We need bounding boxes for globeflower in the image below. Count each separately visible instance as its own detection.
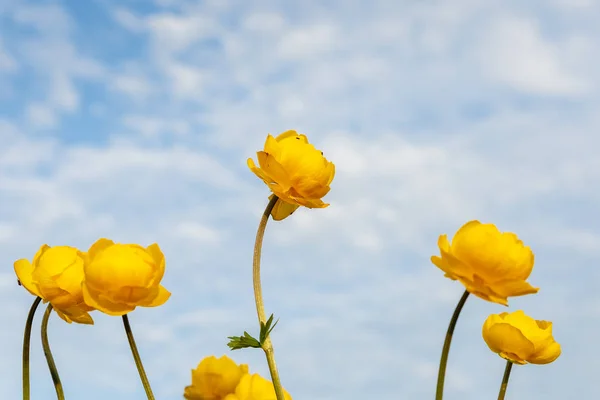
[81,238,170,316]
[247,130,335,220]
[224,373,293,400]
[431,220,538,305]
[482,310,561,365]
[184,355,248,400]
[14,245,94,324]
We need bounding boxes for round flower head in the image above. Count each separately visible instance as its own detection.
[482,310,561,365]
[184,355,248,400]
[431,220,538,305]
[223,373,293,400]
[82,238,170,316]
[14,245,94,324]
[247,130,335,220]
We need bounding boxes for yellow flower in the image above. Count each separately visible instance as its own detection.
[14,245,94,324]
[431,220,538,305]
[81,238,170,316]
[224,373,293,400]
[482,310,561,365]
[247,130,335,221]
[184,355,248,400]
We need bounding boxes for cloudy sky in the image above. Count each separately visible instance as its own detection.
[1,0,599,399]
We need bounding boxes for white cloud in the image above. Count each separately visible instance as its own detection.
[25,103,58,128]
[122,115,190,136]
[112,7,146,33]
[2,0,600,399]
[49,72,79,112]
[477,15,586,95]
[277,24,340,59]
[0,38,18,72]
[243,12,285,33]
[110,73,154,99]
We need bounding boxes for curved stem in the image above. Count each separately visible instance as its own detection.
[497,361,514,400]
[122,314,155,400]
[22,296,42,400]
[435,290,470,400]
[253,195,286,400]
[41,304,65,400]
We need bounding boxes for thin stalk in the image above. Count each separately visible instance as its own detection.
[122,314,155,400]
[41,304,64,400]
[497,361,514,400]
[435,290,470,400]
[253,195,286,400]
[22,296,42,400]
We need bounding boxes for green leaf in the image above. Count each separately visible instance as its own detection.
[227,331,261,350]
[259,314,279,344]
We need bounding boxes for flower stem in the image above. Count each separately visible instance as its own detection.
[253,195,286,400]
[22,296,42,400]
[497,360,514,400]
[41,304,65,400]
[122,314,155,400]
[435,290,470,400]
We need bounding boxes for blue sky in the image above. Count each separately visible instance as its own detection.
[1,0,599,399]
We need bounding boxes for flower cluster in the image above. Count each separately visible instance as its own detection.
[14,130,564,400]
[184,355,293,400]
[431,219,561,396]
[14,238,171,322]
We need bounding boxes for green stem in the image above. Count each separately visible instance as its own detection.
[435,290,470,400]
[41,304,65,400]
[497,361,514,400]
[253,195,286,400]
[122,314,155,400]
[22,296,42,400]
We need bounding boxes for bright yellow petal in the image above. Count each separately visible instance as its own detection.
[484,322,535,363]
[82,283,135,316]
[146,243,166,283]
[257,152,292,191]
[492,280,540,298]
[31,244,51,268]
[141,285,171,307]
[270,197,300,221]
[274,130,300,142]
[14,259,41,297]
[530,341,561,364]
[54,307,94,325]
[86,238,115,261]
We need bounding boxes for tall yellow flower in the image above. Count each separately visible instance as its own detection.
[184,355,249,400]
[14,245,94,324]
[81,238,170,316]
[223,373,293,400]
[247,130,335,220]
[482,310,561,365]
[431,220,538,305]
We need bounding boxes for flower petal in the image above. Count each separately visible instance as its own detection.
[270,197,300,221]
[82,283,135,316]
[529,341,562,364]
[484,322,535,363]
[86,238,115,261]
[257,151,292,191]
[140,285,171,307]
[492,280,540,298]
[14,259,41,297]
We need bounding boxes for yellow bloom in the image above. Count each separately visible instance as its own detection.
[482,310,561,365]
[81,238,170,316]
[14,245,94,324]
[431,220,538,305]
[184,355,248,400]
[224,373,293,400]
[247,130,335,221]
